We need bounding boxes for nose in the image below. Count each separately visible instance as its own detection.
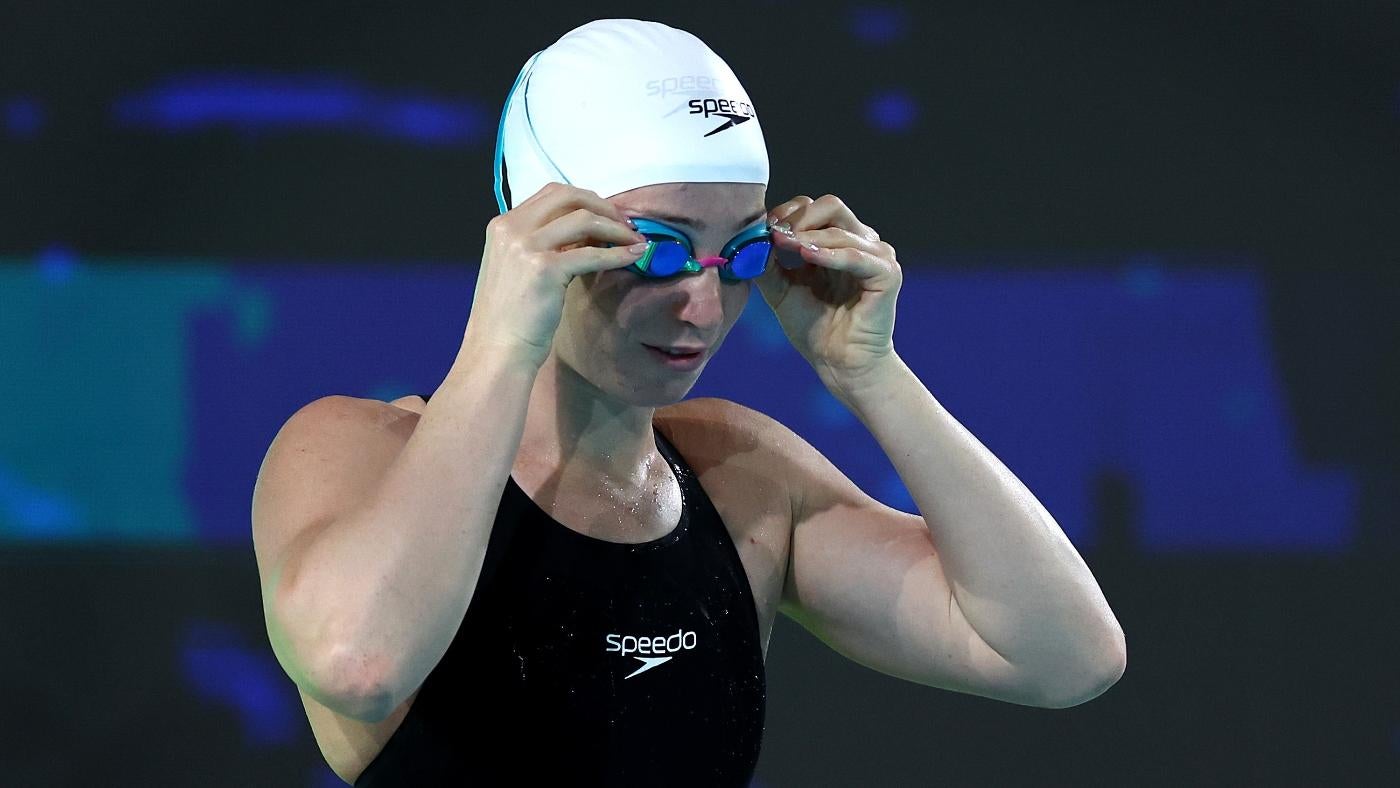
[671,266,726,331]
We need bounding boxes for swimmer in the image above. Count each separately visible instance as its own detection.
[251,18,1125,786]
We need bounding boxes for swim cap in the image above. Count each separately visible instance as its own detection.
[493,18,769,213]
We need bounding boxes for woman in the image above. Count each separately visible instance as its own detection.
[252,18,1125,787]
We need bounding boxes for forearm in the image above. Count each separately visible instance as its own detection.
[285,340,540,715]
[833,354,1126,700]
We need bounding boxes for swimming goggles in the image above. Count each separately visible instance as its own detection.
[614,217,774,282]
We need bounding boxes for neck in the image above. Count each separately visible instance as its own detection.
[519,352,659,481]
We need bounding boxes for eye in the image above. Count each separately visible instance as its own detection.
[643,233,685,244]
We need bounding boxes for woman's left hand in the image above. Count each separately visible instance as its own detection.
[755,194,903,397]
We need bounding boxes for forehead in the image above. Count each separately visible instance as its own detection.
[609,182,766,232]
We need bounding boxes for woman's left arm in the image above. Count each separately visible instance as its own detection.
[835,351,1127,699]
[757,194,1126,703]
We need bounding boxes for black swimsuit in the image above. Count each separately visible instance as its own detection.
[353,393,766,786]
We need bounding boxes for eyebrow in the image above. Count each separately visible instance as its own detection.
[630,209,768,233]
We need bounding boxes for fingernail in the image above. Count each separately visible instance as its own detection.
[628,242,649,252]
[803,242,820,252]
[772,222,794,236]
[625,217,638,229]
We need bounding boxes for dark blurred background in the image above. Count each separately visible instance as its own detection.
[1,1,1397,785]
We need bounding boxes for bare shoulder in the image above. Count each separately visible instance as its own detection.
[654,397,814,505]
[258,394,420,476]
[258,393,424,489]
[251,395,421,592]
[657,397,811,468]
[656,396,780,436]
[657,396,854,522]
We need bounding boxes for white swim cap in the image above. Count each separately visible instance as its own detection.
[493,18,770,212]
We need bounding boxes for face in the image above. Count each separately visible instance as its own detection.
[552,181,768,407]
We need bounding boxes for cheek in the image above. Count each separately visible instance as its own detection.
[609,288,653,328]
[604,272,677,320]
[723,282,753,319]
[570,273,631,322]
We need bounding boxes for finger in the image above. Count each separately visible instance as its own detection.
[530,206,646,253]
[767,231,808,270]
[554,240,652,279]
[511,181,637,237]
[767,195,814,227]
[772,225,888,261]
[780,194,877,241]
[797,241,900,283]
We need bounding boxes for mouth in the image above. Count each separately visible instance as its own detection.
[646,344,705,356]
[642,343,707,369]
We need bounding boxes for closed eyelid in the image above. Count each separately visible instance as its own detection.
[631,219,692,246]
[634,218,766,253]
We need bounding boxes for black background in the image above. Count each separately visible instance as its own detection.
[1,1,1397,784]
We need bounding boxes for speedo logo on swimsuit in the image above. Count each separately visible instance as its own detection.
[605,629,699,679]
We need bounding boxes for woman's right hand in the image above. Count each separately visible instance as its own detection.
[460,182,650,369]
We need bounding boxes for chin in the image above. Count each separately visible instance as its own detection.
[612,376,701,408]
[568,337,716,408]
[610,361,706,407]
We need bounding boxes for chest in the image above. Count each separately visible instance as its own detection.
[517,452,790,662]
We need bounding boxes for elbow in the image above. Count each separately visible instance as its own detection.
[270,585,401,723]
[312,641,403,722]
[1040,655,1125,709]
[1037,628,1127,709]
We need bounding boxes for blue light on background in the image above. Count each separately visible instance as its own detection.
[37,244,79,285]
[867,89,918,132]
[4,97,44,138]
[850,5,911,45]
[180,620,299,746]
[0,465,83,539]
[113,72,490,146]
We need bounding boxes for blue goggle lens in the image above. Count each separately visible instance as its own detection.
[645,240,691,277]
[635,237,772,281]
[726,240,772,279]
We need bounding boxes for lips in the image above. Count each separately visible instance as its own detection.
[644,344,706,356]
[642,344,707,369]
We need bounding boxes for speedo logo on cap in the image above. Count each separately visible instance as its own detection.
[645,75,757,137]
[686,97,756,137]
[605,629,698,679]
[645,75,718,99]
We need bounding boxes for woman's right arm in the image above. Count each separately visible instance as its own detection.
[251,183,648,722]
[253,342,538,723]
